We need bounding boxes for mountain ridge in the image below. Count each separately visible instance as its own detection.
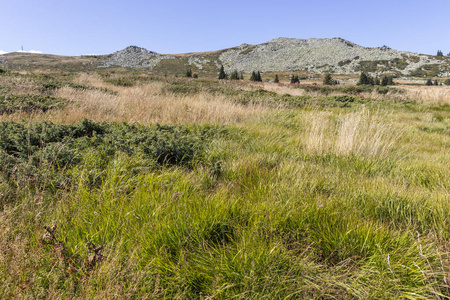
[100,37,450,76]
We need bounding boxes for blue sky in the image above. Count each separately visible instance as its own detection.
[1,0,449,56]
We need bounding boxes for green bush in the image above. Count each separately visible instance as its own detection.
[0,94,68,114]
[0,120,215,192]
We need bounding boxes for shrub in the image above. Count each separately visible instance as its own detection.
[0,94,68,114]
[323,73,339,85]
[0,120,215,191]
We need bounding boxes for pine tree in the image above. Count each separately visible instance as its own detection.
[186,68,192,78]
[357,72,374,85]
[426,79,433,86]
[240,73,244,80]
[274,74,279,83]
[250,71,256,81]
[230,70,239,80]
[374,76,380,85]
[323,73,334,85]
[434,80,439,86]
[256,71,262,82]
[218,65,227,80]
[437,50,443,57]
[290,75,299,84]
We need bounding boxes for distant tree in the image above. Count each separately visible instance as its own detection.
[444,79,450,86]
[425,79,433,86]
[186,68,192,78]
[323,73,338,85]
[218,65,227,80]
[434,79,439,86]
[437,50,444,57]
[290,75,299,84]
[240,73,244,80]
[374,76,380,85]
[381,76,388,86]
[256,71,262,82]
[230,70,239,80]
[193,74,199,78]
[274,74,279,83]
[251,71,262,82]
[387,76,394,85]
[357,72,374,85]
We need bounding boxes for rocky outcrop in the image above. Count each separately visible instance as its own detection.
[101,46,174,68]
[101,39,450,76]
[218,38,446,75]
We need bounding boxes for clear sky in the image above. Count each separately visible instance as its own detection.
[1,0,449,56]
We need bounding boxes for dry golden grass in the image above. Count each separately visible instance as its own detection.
[401,85,450,104]
[0,81,270,125]
[0,75,41,95]
[260,82,308,96]
[301,109,403,157]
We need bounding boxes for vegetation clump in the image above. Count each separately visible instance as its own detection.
[250,71,262,82]
[323,73,339,85]
[218,65,227,80]
[0,94,68,114]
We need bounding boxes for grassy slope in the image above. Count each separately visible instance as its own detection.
[0,71,449,299]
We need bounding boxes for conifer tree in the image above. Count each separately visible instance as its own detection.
[256,71,262,82]
[274,74,279,83]
[374,76,380,85]
[230,70,239,80]
[437,50,443,57]
[290,75,299,84]
[323,73,333,85]
[218,65,227,80]
[426,79,433,86]
[186,68,192,78]
[434,80,439,86]
[357,72,374,85]
[250,71,256,81]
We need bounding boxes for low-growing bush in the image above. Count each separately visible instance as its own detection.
[0,94,68,114]
[104,77,136,87]
[0,119,216,193]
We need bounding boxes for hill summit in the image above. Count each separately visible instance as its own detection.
[100,37,450,76]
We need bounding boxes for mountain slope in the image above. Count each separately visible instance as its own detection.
[100,38,450,76]
[2,38,450,76]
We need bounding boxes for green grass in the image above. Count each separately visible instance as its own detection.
[0,94,68,114]
[1,73,450,299]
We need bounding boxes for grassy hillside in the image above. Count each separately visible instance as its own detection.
[1,70,449,298]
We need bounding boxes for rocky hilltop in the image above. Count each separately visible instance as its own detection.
[101,38,450,76]
[101,46,175,68]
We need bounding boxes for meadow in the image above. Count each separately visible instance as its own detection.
[0,70,449,299]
